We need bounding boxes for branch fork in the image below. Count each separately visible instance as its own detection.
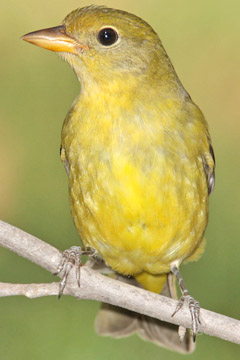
[0,219,239,345]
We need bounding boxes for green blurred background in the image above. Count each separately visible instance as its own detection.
[1,0,239,359]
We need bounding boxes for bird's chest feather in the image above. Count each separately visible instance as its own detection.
[61,100,208,275]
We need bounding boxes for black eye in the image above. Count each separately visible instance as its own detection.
[98,28,118,46]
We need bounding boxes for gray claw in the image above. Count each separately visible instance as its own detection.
[172,295,200,340]
[55,246,97,298]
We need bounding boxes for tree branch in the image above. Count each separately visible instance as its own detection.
[0,282,59,298]
[0,219,239,345]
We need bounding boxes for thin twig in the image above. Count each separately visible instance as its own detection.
[0,219,239,345]
[0,282,59,298]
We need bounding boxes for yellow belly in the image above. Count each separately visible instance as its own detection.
[61,96,210,293]
[67,144,208,277]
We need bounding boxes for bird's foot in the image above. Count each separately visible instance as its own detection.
[54,246,96,298]
[170,262,201,341]
[171,293,200,341]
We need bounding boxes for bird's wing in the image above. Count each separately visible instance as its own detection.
[60,146,69,175]
[203,142,215,195]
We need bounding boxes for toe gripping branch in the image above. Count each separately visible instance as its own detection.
[54,246,96,298]
[171,263,201,341]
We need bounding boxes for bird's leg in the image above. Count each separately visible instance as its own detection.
[54,246,97,298]
[170,262,200,341]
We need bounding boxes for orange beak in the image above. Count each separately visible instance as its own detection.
[21,25,88,54]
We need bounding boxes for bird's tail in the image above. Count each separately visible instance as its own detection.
[94,272,195,354]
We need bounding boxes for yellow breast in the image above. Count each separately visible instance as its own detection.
[61,89,209,282]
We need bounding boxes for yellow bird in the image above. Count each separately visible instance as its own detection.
[22,5,215,353]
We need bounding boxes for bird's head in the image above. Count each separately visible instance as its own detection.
[23,6,175,89]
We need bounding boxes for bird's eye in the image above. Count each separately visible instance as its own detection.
[97,28,118,46]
